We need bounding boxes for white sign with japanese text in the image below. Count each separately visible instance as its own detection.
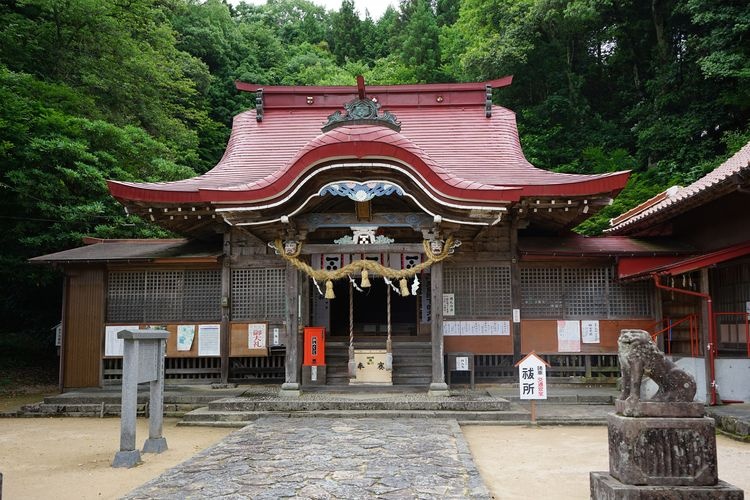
[104,325,138,357]
[518,353,548,400]
[443,293,455,316]
[455,356,470,371]
[248,323,267,349]
[581,320,600,344]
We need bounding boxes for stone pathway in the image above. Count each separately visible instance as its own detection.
[124,417,489,499]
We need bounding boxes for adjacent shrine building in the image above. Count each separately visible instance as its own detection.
[34,77,675,391]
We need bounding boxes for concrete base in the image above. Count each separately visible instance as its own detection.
[280,383,301,397]
[211,383,237,389]
[302,365,327,386]
[142,437,168,454]
[112,449,141,468]
[608,413,718,486]
[591,472,744,499]
[428,383,450,397]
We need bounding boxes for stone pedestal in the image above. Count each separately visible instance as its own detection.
[591,401,744,499]
[608,413,717,486]
[590,472,744,499]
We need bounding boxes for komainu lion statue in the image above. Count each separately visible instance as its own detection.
[618,329,697,403]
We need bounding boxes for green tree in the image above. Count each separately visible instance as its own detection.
[0,67,195,337]
[0,0,214,167]
[399,0,441,82]
[329,0,364,64]
[235,0,329,46]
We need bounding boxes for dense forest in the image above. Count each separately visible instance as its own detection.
[0,0,748,351]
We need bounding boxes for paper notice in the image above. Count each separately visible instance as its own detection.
[177,325,196,351]
[198,324,221,357]
[557,320,581,352]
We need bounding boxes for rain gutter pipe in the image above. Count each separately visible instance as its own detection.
[651,274,718,406]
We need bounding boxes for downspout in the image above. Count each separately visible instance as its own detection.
[652,274,718,405]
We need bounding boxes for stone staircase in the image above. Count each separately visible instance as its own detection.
[325,339,433,386]
[12,387,245,418]
[178,389,527,427]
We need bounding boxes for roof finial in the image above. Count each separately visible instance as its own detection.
[357,75,366,100]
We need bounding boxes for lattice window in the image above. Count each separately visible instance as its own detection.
[443,265,511,317]
[609,279,653,318]
[144,271,183,321]
[520,268,563,318]
[107,269,221,323]
[231,268,286,320]
[183,270,222,321]
[563,268,608,317]
[107,272,145,322]
[521,266,653,319]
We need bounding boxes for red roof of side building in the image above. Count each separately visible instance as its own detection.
[608,140,750,234]
[108,79,630,206]
[518,235,695,258]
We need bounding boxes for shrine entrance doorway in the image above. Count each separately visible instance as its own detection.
[328,278,419,338]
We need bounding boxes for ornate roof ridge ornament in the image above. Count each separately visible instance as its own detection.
[322,75,401,132]
[322,98,401,133]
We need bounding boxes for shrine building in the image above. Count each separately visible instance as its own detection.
[34,77,679,392]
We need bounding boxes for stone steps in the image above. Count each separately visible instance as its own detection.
[325,340,432,386]
[178,408,530,428]
[206,397,512,412]
[500,394,616,404]
[16,402,202,418]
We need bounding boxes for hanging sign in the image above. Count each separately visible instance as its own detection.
[512,308,521,323]
[443,293,455,316]
[455,356,470,371]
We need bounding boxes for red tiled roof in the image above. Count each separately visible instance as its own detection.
[518,236,695,257]
[608,140,750,234]
[618,241,750,280]
[108,81,630,206]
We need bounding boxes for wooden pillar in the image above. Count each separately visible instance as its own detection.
[699,268,712,403]
[58,275,69,393]
[220,231,231,384]
[429,261,449,395]
[654,286,665,352]
[281,262,301,395]
[510,214,522,363]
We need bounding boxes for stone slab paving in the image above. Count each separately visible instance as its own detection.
[124,417,489,500]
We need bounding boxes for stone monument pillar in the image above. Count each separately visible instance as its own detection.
[112,328,169,468]
[590,329,743,499]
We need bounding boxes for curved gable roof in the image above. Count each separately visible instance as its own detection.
[108,80,629,206]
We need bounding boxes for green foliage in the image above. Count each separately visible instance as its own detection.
[1,0,749,341]
[399,0,443,82]
[329,0,364,64]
